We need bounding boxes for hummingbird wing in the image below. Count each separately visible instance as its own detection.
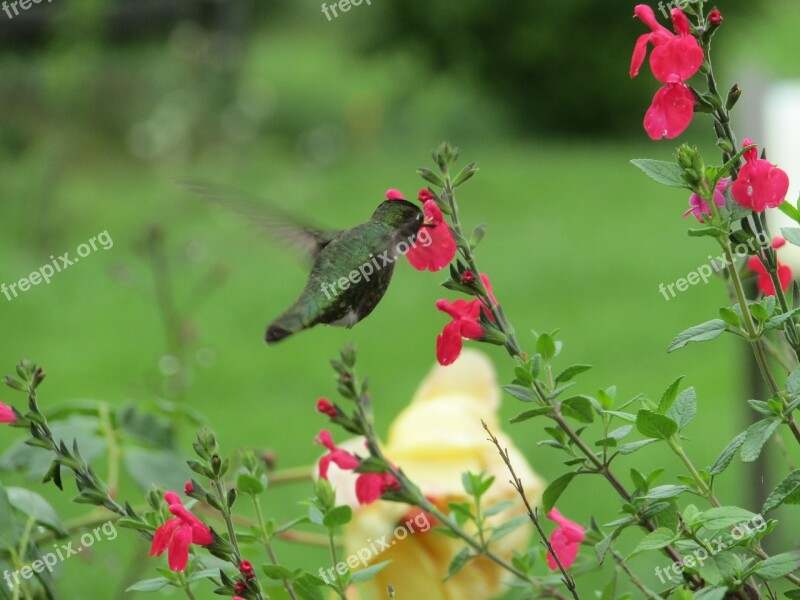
[174,178,340,264]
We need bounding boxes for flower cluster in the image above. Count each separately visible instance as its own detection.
[435,273,496,366]
[149,491,213,572]
[630,5,703,140]
[316,429,401,505]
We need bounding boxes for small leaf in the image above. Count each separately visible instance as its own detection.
[502,385,537,403]
[555,364,592,384]
[542,473,576,514]
[628,528,677,558]
[658,376,685,414]
[762,470,800,513]
[740,418,781,462]
[667,387,697,430]
[350,560,392,583]
[631,159,687,188]
[644,485,690,500]
[509,406,553,423]
[636,410,678,440]
[323,505,352,528]
[708,432,746,475]
[781,228,800,247]
[126,577,172,592]
[668,320,728,352]
[537,334,556,360]
[444,548,472,581]
[749,551,800,581]
[561,396,595,423]
[699,506,756,531]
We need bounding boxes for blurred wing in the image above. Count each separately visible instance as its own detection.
[175,178,339,263]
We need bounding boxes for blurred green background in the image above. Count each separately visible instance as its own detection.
[1,0,799,597]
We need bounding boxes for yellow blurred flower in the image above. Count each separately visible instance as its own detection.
[322,349,544,600]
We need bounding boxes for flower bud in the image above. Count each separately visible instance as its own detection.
[233,581,246,594]
[316,398,338,418]
[726,85,742,111]
[708,8,723,26]
[461,271,476,284]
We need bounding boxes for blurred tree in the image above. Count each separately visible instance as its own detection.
[358,0,749,136]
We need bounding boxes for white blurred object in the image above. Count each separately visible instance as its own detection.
[764,82,800,270]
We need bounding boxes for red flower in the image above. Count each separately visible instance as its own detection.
[546,509,585,571]
[316,430,359,479]
[0,402,16,424]
[316,398,337,418]
[461,271,476,284]
[315,430,400,505]
[748,256,792,297]
[184,481,193,495]
[644,83,696,140]
[631,6,703,83]
[355,472,401,504]
[239,559,255,580]
[731,139,790,212]
[234,581,247,594]
[435,299,485,366]
[631,6,702,140]
[149,492,213,572]
[384,189,457,272]
[708,9,723,26]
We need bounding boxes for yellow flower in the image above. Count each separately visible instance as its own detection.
[323,350,544,600]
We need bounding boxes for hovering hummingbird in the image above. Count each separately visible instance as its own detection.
[177,180,434,343]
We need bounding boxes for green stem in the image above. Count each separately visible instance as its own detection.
[668,438,719,507]
[252,496,298,600]
[327,529,348,600]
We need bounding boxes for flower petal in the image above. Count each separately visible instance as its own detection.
[436,321,464,366]
[643,83,696,140]
[167,525,192,572]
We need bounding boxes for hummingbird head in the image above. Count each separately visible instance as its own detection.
[371,199,426,239]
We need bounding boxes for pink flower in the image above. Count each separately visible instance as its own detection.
[748,256,792,297]
[184,481,193,495]
[0,402,16,424]
[435,299,485,366]
[683,177,731,222]
[546,509,585,570]
[316,430,359,479]
[149,492,213,572]
[731,140,790,212]
[644,82,696,141]
[773,236,787,249]
[384,189,457,272]
[631,6,703,83]
[316,398,337,418]
[632,6,703,141]
[315,430,400,505]
[708,9,723,26]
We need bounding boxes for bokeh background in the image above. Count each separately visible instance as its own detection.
[1,0,799,597]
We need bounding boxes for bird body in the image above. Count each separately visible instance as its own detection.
[266,199,425,343]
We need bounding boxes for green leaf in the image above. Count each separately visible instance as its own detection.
[787,368,800,399]
[779,201,800,224]
[124,447,193,493]
[490,515,529,541]
[555,364,592,384]
[502,384,537,403]
[444,548,472,581]
[781,228,800,247]
[542,473,576,513]
[629,528,677,558]
[644,485,690,500]
[763,470,800,513]
[658,377,685,414]
[764,308,800,331]
[561,396,595,423]
[699,506,756,531]
[262,564,294,579]
[237,473,265,495]
[750,551,800,580]
[687,226,726,239]
[667,388,697,430]
[509,406,553,423]
[617,438,658,454]
[6,488,67,537]
[631,159,688,188]
[350,560,392,583]
[323,505,352,528]
[708,432,746,475]
[740,418,781,462]
[636,410,678,440]
[668,320,728,352]
[126,577,172,592]
[537,334,556,360]
[719,307,741,328]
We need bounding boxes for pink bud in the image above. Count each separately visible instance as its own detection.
[708,9,723,26]
[316,398,337,418]
[184,481,194,495]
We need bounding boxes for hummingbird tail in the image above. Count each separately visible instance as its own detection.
[265,311,307,344]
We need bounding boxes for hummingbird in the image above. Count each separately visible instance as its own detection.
[177,180,432,343]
